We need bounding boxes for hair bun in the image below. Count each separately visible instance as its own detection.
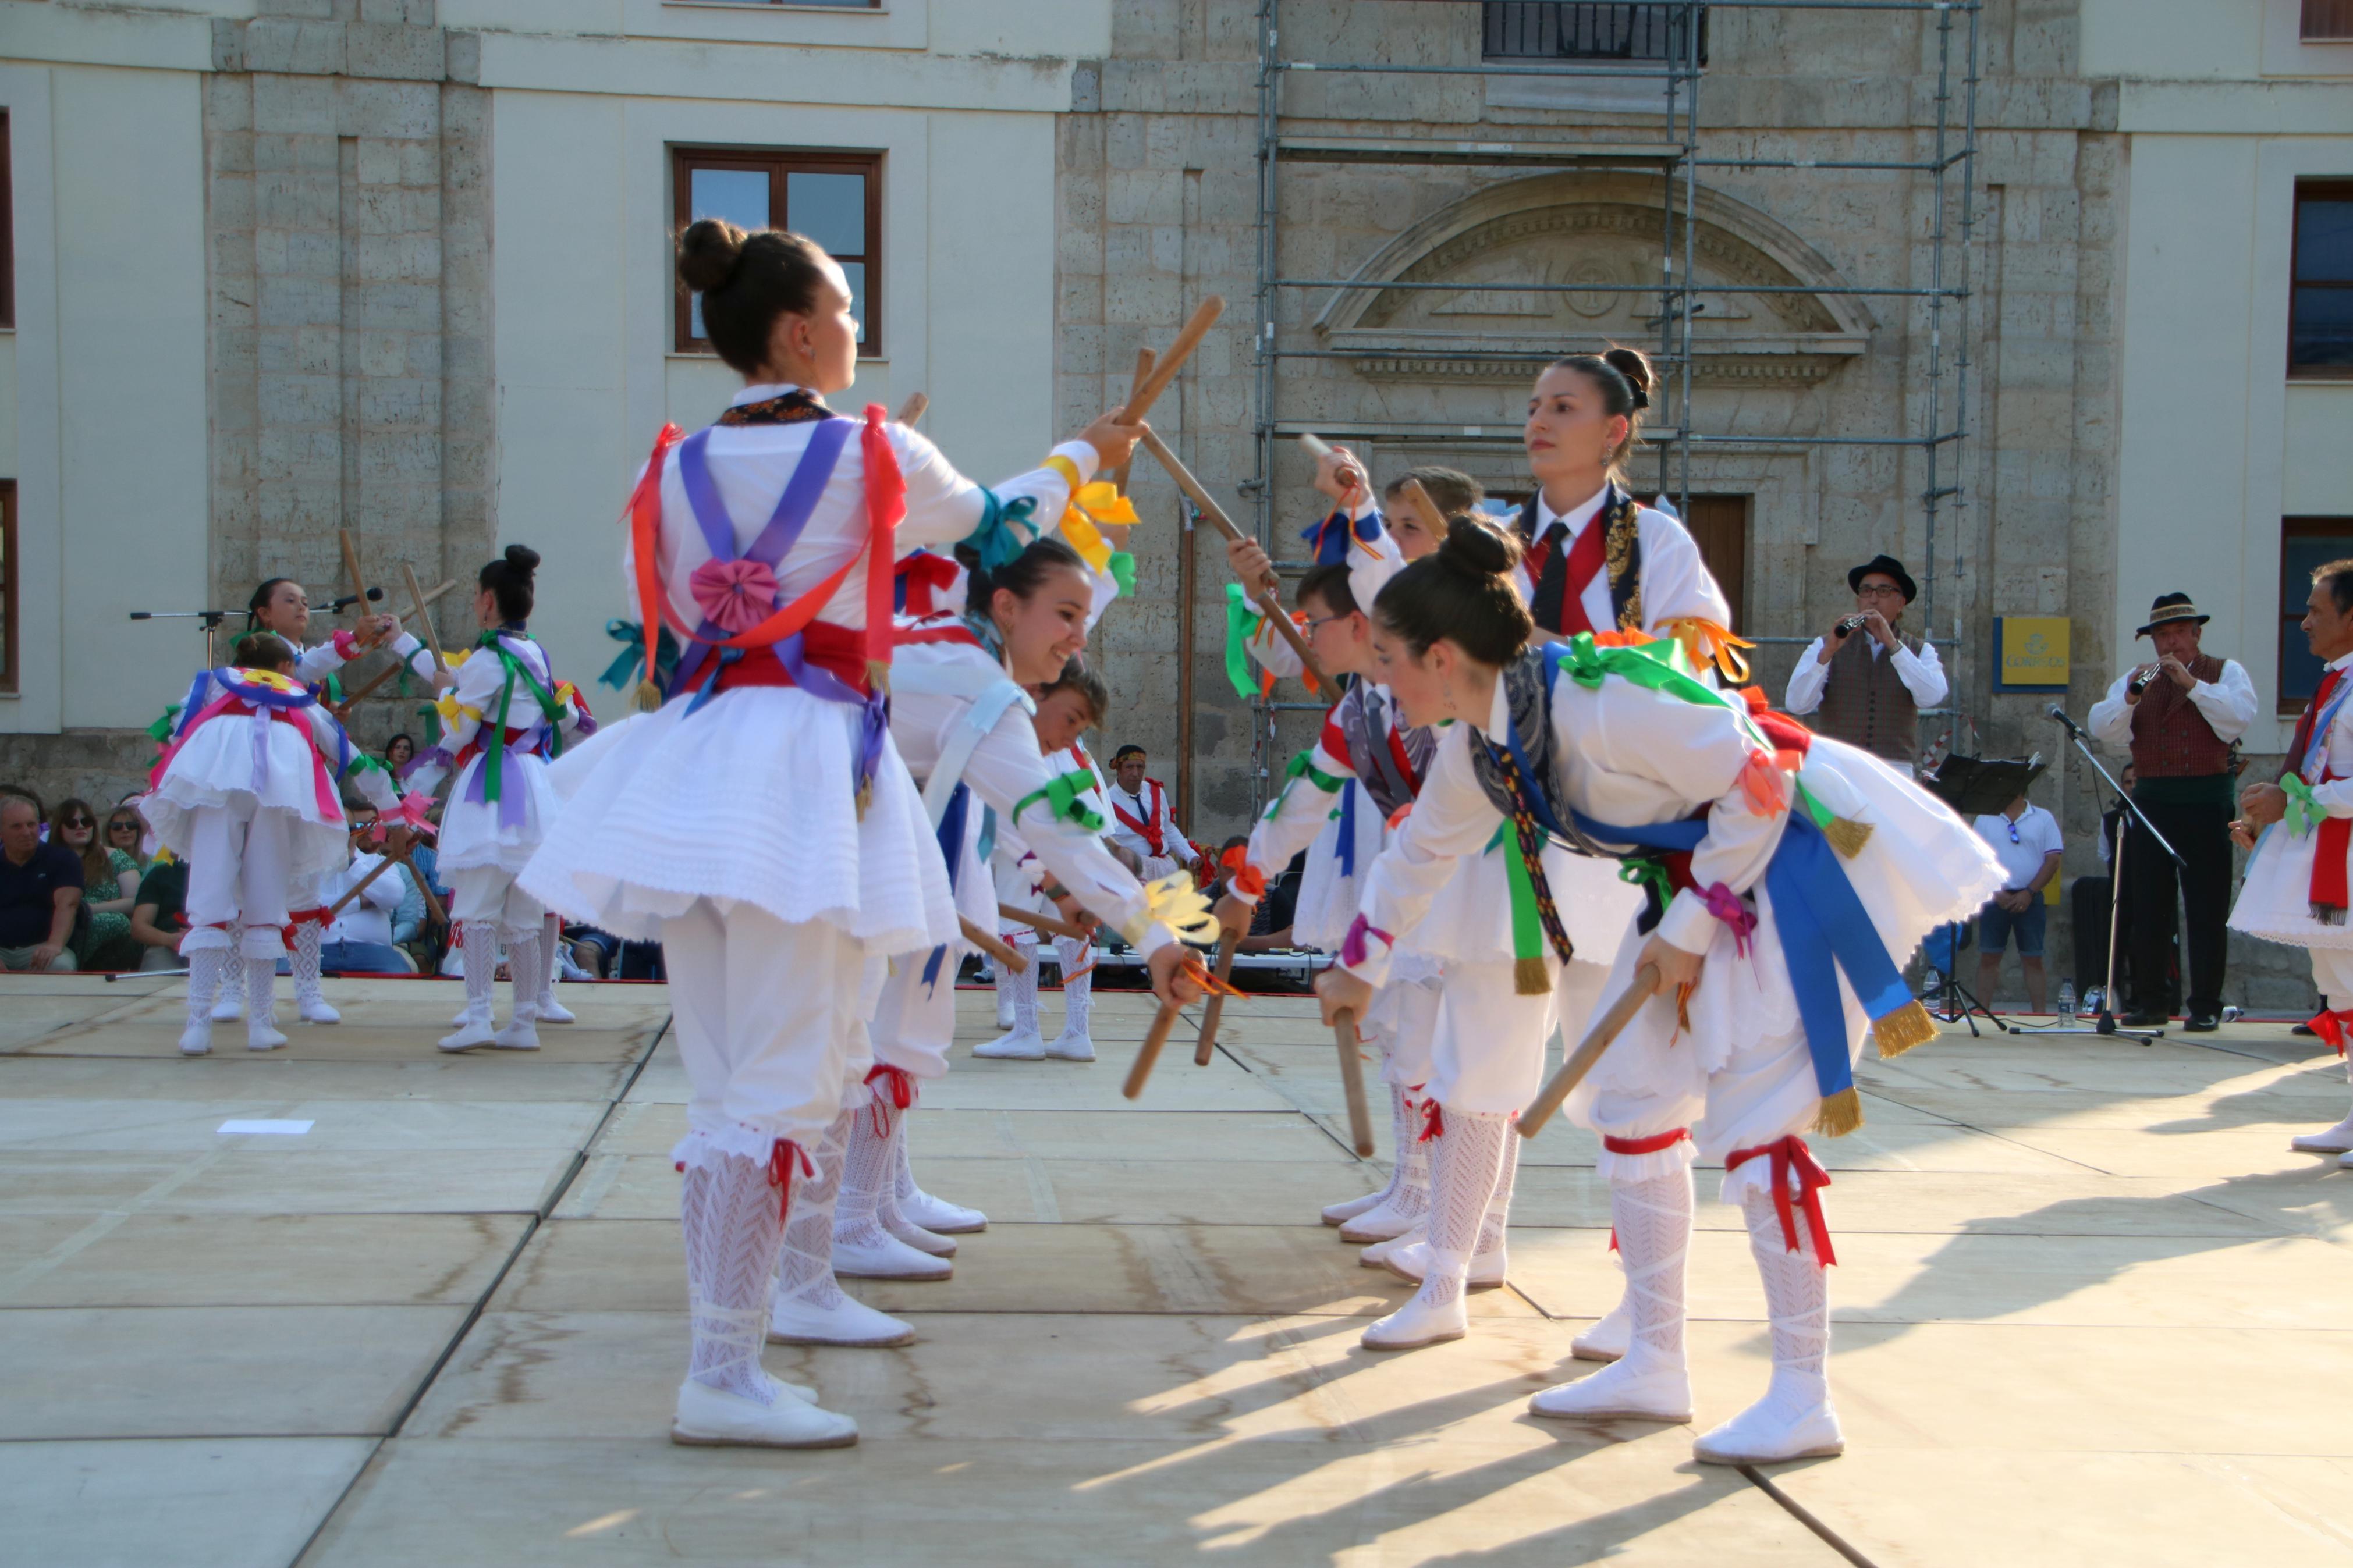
[1602,346,1652,408]
[1437,517,1521,580]
[677,218,747,294]
[502,543,541,577]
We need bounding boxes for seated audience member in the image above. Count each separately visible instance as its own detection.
[53,797,141,969]
[315,798,415,975]
[129,855,194,972]
[384,733,418,777]
[105,805,152,877]
[1973,791,2064,1012]
[1,794,82,971]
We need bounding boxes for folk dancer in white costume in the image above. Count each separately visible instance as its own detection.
[217,577,444,1025]
[518,219,1181,1448]
[2232,558,2353,1162]
[1105,745,1198,883]
[1319,520,2000,1464]
[803,545,1208,1344]
[145,632,420,1055]
[402,546,592,1051]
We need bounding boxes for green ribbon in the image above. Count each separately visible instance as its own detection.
[1792,780,1835,831]
[1012,769,1106,833]
[474,631,566,805]
[1108,550,1137,599]
[145,705,183,744]
[1263,746,1350,821]
[1550,631,1777,754]
[415,702,442,747]
[1224,584,1265,700]
[2284,773,2321,837]
[962,493,1041,573]
[1619,856,1674,908]
[1505,826,1542,968]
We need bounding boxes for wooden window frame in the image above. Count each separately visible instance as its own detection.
[2290,179,2353,381]
[2304,0,2353,42]
[2280,517,2353,714]
[0,481,16,696]
[672,145,882,358]
[2,111,13,330]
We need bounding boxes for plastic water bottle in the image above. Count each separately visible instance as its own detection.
[2058,980,2077,1019]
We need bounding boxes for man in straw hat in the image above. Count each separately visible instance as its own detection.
[2088,593,2258,1030]
[1784,553,1946,778]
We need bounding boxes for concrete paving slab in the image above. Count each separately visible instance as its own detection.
[590,1098,1357,1163]
[26,1018,655,1064]
[0,1051,639,1102]
[3,1437,377,1568]
[0,1304,469,1438]
[0,1096,607,1152]
[0,1212,528,1307]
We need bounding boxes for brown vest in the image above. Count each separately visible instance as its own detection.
[1813,631,1921,765]
[2128,652,2232,777]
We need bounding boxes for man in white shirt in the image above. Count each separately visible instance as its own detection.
[2086,592,2259,1030]
[1971,793,2064,1012]
[1784,554,1945,776]
[315,801,414,975]
[1105,745,1198,882]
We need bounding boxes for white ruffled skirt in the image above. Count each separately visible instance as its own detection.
[2230,816,2353,951]
[517,685,954,955]
[146,713,351,883]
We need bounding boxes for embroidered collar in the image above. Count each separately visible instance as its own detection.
[716,387,835,426]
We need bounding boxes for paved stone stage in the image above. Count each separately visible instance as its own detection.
[6,973,2351,1565]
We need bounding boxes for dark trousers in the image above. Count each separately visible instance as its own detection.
[2124,795,2233,1017]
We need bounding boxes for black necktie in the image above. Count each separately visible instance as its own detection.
[1532,521,1571,634]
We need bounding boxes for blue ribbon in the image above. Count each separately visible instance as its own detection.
[1336,778,1358,877]
[1570,808,1909,1112]
[963,492,1041,573]
[1298,506,1385,568]
[920,781,972,993]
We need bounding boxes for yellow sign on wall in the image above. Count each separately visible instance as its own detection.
[1994,616,2070,691]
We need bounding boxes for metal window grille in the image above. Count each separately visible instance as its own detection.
[1482,3,1708,65]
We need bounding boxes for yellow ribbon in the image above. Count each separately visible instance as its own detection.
[435,693,482,728]
[1122,871,1220,947]
[1043,456,1142,574]
[1662,617,1755,685]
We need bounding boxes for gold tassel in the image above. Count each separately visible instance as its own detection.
[634,679,663,714]
[1822,816,1874,859]
[1513,956,1550,996]
[854,778,872,821]
[867,659,892,695]
[1871,997,1939,1058]
[1812,1085,1864,1138]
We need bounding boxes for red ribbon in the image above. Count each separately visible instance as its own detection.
[766,1138,816,1226]
[896,550,963,620]
[2310,1009,2352,1058]
[1602,1129,1690,1254]
[1724,1135,1836,1267]
[1417,1100,1445,1143]
[864,1064,916,1137]
[859,405,904,681]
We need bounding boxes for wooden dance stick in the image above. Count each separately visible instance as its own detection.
[331,659,403,719]
[338,529,378,638]
[1109,347,1155,497]
[399,563,448,677]
[1135,428,1328,687]
[959,916,1028,976]
[895,392,928,426]
[1330,1007,1378,1157]
[1396,475,1450,543]
[1192,929,1241,1066]
[1122,997,1188,1101]
[996,902,1094,943]
[1518,963,1664,1139]
[325,845,446,926]
[1116,297,1223,426]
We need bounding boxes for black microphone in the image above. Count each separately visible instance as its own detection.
[2047,704,2085,738]
[329,588,385,611]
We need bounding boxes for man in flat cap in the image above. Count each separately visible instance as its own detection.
[1785,553,1947,777]
[2088,593,2258,1030]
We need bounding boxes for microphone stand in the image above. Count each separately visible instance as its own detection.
[2027,703,2186,1045]
[127,609,236,671]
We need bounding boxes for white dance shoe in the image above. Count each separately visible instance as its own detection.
[439,1015,496,1053]
[1357,1225,1425,1271]
[972,1026,1045,1061]
[1692,1387,1844,1464]
[898,1186,986,1235]
[1572,1296,1634,1362]
[670,1379,857,1450]
[1339,1193,1428,1243]
[2291,1117,2353,1154]
[1044,1024,1096,1062]
[492,1018,541,1051]
[832,1225,953,1282]
[211,991,244,1022]
[767,1290,915,1349]
[296,994,341,1025]
[1376,1239,1504,1291]
[1322,1189,1386,1227]
[882,1211,957,1258]
[1359,1291,1467,1352]
[179,1022,213,1057]
[246,1018,288,1053]
[1528,1348,1693,1424]
[530,991,577,1025]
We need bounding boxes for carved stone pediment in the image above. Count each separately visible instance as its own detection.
[1314,172,1875,387]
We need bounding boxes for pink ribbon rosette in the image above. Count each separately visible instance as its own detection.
[688,557,781,636]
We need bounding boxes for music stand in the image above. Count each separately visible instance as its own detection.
[1921,754,2048,1035]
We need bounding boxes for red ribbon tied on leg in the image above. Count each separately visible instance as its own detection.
[1725,1134,1836,1268]
[2312,1009,2351,1058]
[766,1138,817,1225]
[689,557,782,635]
[1417,1100,1446,1143]
[864,1064,917,1137]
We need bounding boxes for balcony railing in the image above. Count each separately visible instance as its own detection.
[1482,3,1709,66]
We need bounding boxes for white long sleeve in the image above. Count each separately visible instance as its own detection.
[2088,659,2258,753]
[1347,726,1506,985]
[1784,636,1946,716]
[2087,673,2136,751]
[1784,639,1833,714]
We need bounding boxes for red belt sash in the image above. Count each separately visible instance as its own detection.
[701,621,871,697]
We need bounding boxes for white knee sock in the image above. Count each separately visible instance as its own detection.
[1413,1108,1510,1314]
[833,1104,899,1249]
[540,913,563,1001]
[505,926,541,1023]
[459,922,496,1019]
[1475,1121,1520,1256]
[1055,935,1092,1037]
[681,1151,791,1405]
[1739,1186,1831,1410]
[244,943,279,1025]
[291,921,325,1004]
[184,947,226,1026]
[1006,948,1039,1036]
[1613,1166,1695,1367]
[774,1108,855,1315]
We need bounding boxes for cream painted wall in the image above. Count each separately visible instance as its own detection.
[2082,0,2262,80]
[0,63,207,731]
[2112,133,2353,753]
[492,88,1062,702]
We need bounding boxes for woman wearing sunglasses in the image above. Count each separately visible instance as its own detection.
[51,799,141,969]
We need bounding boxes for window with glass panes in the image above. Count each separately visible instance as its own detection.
[672,148,879,355]
[2281,518,2353,713]
[2290,180,2352,379]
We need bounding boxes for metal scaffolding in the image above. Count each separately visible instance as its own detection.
[1244,0,1982,809]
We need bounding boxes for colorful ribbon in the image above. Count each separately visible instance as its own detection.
[1699,882,1757,957]
[1724,1135,1837,1266]
[864,1064,916,1137]
[1012,770,1107,833]
[1340,913,1390,969]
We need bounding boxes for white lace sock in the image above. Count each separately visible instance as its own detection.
[541,912,564,997]
[291,921,326,1008]
[833,1103,900,1250]
[1055,934,1092,1034]
[1411,1107,1510,1315]
[1616,1166,1695,1366]
[244,947,279,1026]
[505,926,542,1023]
[184,947,227,1026]
[1012,951,1039,1035]
[774,1108,856,1315]
[1474,1119,1521,1256]
[459,922,496,1019]
[1740,1186,1831,1411]
[681,1150,792,1405]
